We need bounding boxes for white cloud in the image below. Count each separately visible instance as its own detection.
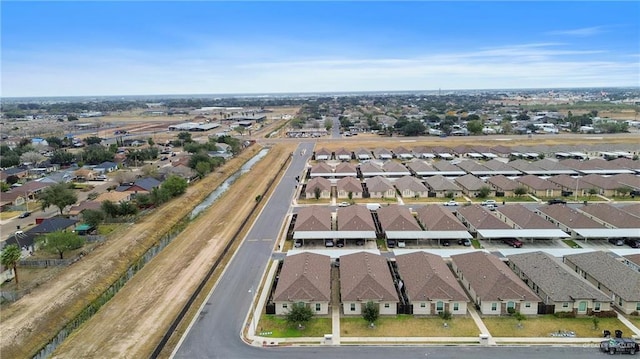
[546,26,607,37]
[1,43,637,97]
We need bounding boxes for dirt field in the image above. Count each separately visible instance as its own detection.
[0,144,284,358]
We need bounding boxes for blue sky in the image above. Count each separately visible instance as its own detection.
[2,1,639,97]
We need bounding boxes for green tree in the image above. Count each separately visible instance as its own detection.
[118,201,139,216]
[514,186,528,197]
[616,186,631,197]
[50,150,75,165]
[177,132,193,143]
[85,136,103,145]
[37,230,85,259]
[285,302,314,328]
[195,161,212,177]
[46,136,64,149]
[82,209,105,227]
[362,301,379,325]
[1,182,10,192]
[162,175,188,197]
[148,137,155,146]
[402,121,426,136]
[445,192,454,199]
[588,188,598,197]
[19,151,46,166]
[324,118,333,131]
[39,183,77,215]
[314,186,321,200]
[101,200,120,218]
[478,186,492,198]
[234,126,245,137]
[1,244,21,285]
[466,120,484,135]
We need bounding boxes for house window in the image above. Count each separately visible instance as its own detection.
[350,303,356,312]
[282,304,288,309]
[562,302,569,308]
[384,303,390,308]
[316,303,321,312]
[491,303,497,311]
[525,302,531,308]
[453,303,459,311]
[636,302,640,311]
[594,302,601,311]
[420,303,426,308]
[436,301,444,312]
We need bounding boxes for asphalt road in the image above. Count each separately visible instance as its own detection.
[172,141,611,359]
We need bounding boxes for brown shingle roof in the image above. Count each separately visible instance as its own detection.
[336,176,362,193]
[496,204,557,229]
[359,162,384,175]
[620,203,640,218]
[273,252,331,302]
[394,176,428,193]
[377,204,422,231]
[547,174,592,190]
[415,205,468,231]
[310,162,333,175]
[451,251,539,301]
[294,206,332,231]
[382,161,410,174]
[456,205,511,230]
[536,204,606,229]
[306,177,332,192]
[516,175,561,190]
[487,175,519,191]
[335,162,358,174]
[340,252,398,302]
[396,252,468,302]
[424,175,462,192]
[580,174,619,190]
[577,203,640,228]
[337,205,376,231]
[365,176,394,192]
[454,174,487,191]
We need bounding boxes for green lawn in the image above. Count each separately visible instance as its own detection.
[486,196,536,203]
[257,315,331,338]
[97,224,120,235]
[341,315,479,337]
[609,196,640,202]
[471,239,483,249]
[482,315,629,337]
[562,239,582,248]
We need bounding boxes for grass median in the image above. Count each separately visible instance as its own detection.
[482,315,629,337]
[341,315,479,337]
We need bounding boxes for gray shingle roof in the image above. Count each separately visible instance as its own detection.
[564,251,640,301]
[336,176,362,193]
[294,206,332,231]
[415,205,467,231]
[508,251,610,302]
[578,203,640,229]
[377,205,421,231]
[337,205,376,231]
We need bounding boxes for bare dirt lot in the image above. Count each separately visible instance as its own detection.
[0,143,294,358]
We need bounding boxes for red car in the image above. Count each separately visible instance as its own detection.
[503,238,523,248]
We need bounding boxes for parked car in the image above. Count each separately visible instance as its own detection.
[294,239,302,248]
[18,211,30,218]
[599,337,639,355]
[96,175,108,181]
[548,198,567,205]
[609,238,625,246]
[443,200,459,206]
[324,239,334,248]
[624,238,640,248]
[336,239,345,248]
[481,200,497,206]
[397,240,406,248]
[503,238,523,248]
[387,239,396,248]
[458,238,471,246]
[440,239,450,247]
[356,239,365,246]
[485,204,497,211]
[338,202,350,207]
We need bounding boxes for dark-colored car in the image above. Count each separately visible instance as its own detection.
[547,199,567,205]
[336,239,345,248]
[458,238,471,247]
[624,238,640,248]
[609,238,625,246]
[387,239,396,248]
[440,239,450,247]
[503,238,523,248]
[599,337,639,355]
[18,211,31,218]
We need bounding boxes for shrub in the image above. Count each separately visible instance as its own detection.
[439,310,452,321]
[554,311,576,318]
[593,311,617,318]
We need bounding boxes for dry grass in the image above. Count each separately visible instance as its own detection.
[297,198,332,205]
[482,315,629,337]
[257,315,332,338]
[628,316,640,328]
[0,211,21,220]
[341,315,479,337]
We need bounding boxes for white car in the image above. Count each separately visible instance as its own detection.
[481,200,497,206]
[443,200,459,206]
[338,202,350,207]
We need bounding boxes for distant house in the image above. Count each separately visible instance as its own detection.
[340,252,399,315]
[116,177,162,194]
[455,174,491,197]
[305,177,332,199]
[487,175,520,197]
[0,167,29,181]
[94,161,118,173]
[74,168,96,181]
[273,252,331,315]
[5,217,78,249]
[314,148,332,161]
[309,162,333,178]
[395,252,468,315]
[95,191,132,203]
[451,251,540,315]
[424,175,463,198]
[516,175,562,197]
